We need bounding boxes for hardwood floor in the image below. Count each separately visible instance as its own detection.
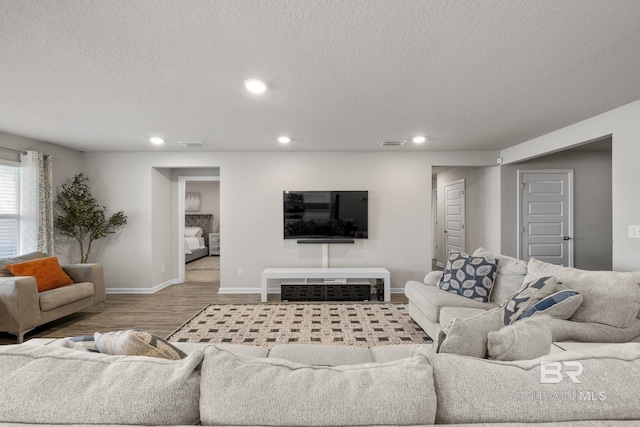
[0,268,408,345]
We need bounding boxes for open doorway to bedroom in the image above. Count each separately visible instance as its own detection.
[178,175,220,284]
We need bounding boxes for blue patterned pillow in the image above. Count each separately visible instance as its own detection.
[501,276,558,325]
[437,252,499,303]
[518,290,583,320]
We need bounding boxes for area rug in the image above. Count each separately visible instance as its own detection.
[166,303,432,348]
[185,256,220,270]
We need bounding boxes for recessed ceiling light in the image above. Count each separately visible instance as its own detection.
[149,137,165,145]
[278,136,291,144]
[244,79,267,94]
[412,136,426,144]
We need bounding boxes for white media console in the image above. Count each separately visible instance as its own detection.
[260,267,391,302]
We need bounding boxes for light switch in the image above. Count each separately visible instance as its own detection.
[629,225,640,238]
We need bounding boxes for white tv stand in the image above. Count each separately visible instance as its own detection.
[260,267,391,302]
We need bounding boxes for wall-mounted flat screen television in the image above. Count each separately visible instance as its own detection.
[283,191,368,240]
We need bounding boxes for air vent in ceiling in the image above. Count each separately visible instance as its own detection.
[381,141,406,146]
[177,140,207,148]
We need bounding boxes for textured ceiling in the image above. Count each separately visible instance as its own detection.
[1,0,640,153]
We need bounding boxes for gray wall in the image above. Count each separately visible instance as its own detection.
[501,149,612,270]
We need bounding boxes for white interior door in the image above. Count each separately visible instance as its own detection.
[518,170,573,266]
[444,179,465,259]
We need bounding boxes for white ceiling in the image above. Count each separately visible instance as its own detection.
[1,0,640,153]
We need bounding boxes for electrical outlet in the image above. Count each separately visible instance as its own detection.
[237,268,244,277]
[161,264,165,273]
[629,225,640,238]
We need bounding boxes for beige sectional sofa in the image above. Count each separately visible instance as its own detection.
[405,248,640,345]
[0,251,105,342]
[1,340,639,425]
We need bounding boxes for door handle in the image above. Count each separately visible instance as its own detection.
[563,236,571,241]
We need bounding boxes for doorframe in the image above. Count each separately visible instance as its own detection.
[517,169,574,266]
[178,175,220,283]
[443,179,466,259]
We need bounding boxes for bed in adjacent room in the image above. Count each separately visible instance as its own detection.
[184,214,213,263]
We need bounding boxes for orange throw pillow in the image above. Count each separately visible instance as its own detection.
[6,256,74,292]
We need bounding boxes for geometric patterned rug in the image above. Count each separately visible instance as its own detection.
[166,303,432,348]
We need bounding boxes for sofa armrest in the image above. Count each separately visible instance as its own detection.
[62,263,106,304]
[423,270,443,286]
[0,276,40,335]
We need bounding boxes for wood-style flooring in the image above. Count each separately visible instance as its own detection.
[0,267,408,345]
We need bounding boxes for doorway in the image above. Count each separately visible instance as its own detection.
[443,179,466,260]
[518,169,573,266]
[178,176,220,284]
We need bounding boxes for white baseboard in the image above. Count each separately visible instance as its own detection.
[106,279,179,295]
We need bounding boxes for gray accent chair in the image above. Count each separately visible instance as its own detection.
[0,251,105,343]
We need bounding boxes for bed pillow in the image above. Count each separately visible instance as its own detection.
[518,290,583,320]
[6,256,74,292]
[437,252,499,303]
[184,227,203,237]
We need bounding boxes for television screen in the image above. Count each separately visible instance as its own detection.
[283,191,368,240]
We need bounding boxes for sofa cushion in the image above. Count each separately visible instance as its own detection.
[6,256,74,292]
[0,345,202,425]
[94,329,187,360]
[405,281,497,323]
[487,315,552,361]
[437,308,504,358]
[473,247,528,304]
[550,318,640,343]
[426,343,640,424]
[38,282,94,312]
[519,290,583,320]
[437,252,498,302]
[200,345,437,426]
[501,276,559,325]
[439,307,488,328]
[526,258,640,328]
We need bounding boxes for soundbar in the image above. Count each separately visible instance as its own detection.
[297,239,355,244]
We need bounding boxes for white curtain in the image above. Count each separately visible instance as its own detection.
[19,151,54,255]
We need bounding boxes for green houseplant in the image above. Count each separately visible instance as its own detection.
[54,173,127,263]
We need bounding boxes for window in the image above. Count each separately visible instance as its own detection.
[0,163,20,257]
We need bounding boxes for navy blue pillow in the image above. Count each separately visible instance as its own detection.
[501,276,558,325]
[518,290,582,320]
[437,252,498,303]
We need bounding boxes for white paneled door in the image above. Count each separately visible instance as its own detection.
[518,170,573,267]
[444,179,465,259]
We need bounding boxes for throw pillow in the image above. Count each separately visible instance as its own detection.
[501,276,558,326]
[59,335,99,352]
[6,256,74,292]
[487,315,552,361]
[437,252,499,303]
[518,290,583,320]
[436,307,504,358]
[94,329,187,360]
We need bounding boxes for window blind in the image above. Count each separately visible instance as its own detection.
[0,164,20,257]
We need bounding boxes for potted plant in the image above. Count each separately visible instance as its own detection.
[54,173,127,263]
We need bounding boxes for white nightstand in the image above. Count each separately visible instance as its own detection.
[209,232,220,256]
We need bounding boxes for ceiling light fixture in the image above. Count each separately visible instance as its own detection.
[149,137,165,145]
[412,136,426,144]
[278,136,291,144]
[244,79,267,94]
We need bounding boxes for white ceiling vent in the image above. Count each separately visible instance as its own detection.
[381,141,406,147]
[177,140,207,148]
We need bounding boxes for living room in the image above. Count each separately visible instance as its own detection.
[1,1,640,425]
